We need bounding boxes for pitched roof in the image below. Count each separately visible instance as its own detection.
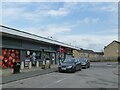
[79,48,104,55]
[114,40,120,44]
[79,49,94,54]
[94,52,104,55]
[104,40,120,49]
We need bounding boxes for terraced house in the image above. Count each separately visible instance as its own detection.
[73,49,103,60]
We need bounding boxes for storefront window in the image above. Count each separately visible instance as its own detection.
[36,52,41,59]
[23,50,41,67]
[50,53,55,64]
[50,53,55,61]
[0,48,20,69]
[46,52,50,59]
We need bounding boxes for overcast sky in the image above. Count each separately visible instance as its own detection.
[1,2,118,52]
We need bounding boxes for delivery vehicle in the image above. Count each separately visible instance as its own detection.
[58,58,82,73]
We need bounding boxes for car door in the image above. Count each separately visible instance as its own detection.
[87,59,90,68]
[86,59,89,67]
[75,59,80,70]
[75,59,78,70]
[77,59,81,70]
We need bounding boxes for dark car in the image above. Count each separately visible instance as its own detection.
[58,58,82,73]
[79,58,90,69]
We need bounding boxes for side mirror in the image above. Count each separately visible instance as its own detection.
[75,62,77,65]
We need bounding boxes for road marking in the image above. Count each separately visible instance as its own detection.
[107,64,112,66]
[0,84,2,89]
[42,75,74,88]
[56,78,67,83]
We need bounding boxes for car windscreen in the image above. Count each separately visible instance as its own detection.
[63,59,75,63]
[80,58,87,62]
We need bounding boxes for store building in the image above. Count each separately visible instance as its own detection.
[0,25,80,69]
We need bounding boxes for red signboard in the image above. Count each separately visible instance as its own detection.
[57,47,66,52]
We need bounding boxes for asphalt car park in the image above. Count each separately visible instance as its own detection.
[2,62,118,88]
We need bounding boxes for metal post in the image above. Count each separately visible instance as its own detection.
[36,61,39,67]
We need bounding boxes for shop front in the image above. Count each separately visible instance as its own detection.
[1,35,53,69]
[1,25,77,70]
[0,48,42,69]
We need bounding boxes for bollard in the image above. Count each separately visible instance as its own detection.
[20,61,24,69]
[41,61,46,69]
[43,60,45,65]
[29,61,32,69]
[36,61,39,67]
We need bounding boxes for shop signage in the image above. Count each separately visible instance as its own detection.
[57,47,66,52]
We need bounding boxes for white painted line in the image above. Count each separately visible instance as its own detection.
[42,75,74,88]
[107,65,112,66]
[0,84,2,90]
[56,78,67,83]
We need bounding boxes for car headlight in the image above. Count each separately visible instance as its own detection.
[82,63,86,65]
[67,66,73,68]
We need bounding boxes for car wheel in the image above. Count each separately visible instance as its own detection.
[79,66,82,71]
[72,67,76,73]
[88,65,90,68]
[59,69,62,72]
[79,68,81,71]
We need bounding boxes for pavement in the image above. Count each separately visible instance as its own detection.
[1,62,118,87]
[1,64,58,84]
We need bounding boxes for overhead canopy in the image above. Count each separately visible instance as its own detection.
[1,25,80,50]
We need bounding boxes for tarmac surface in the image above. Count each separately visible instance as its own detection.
[1,62,119,88]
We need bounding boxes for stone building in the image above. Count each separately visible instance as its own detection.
[104,40,120,59]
